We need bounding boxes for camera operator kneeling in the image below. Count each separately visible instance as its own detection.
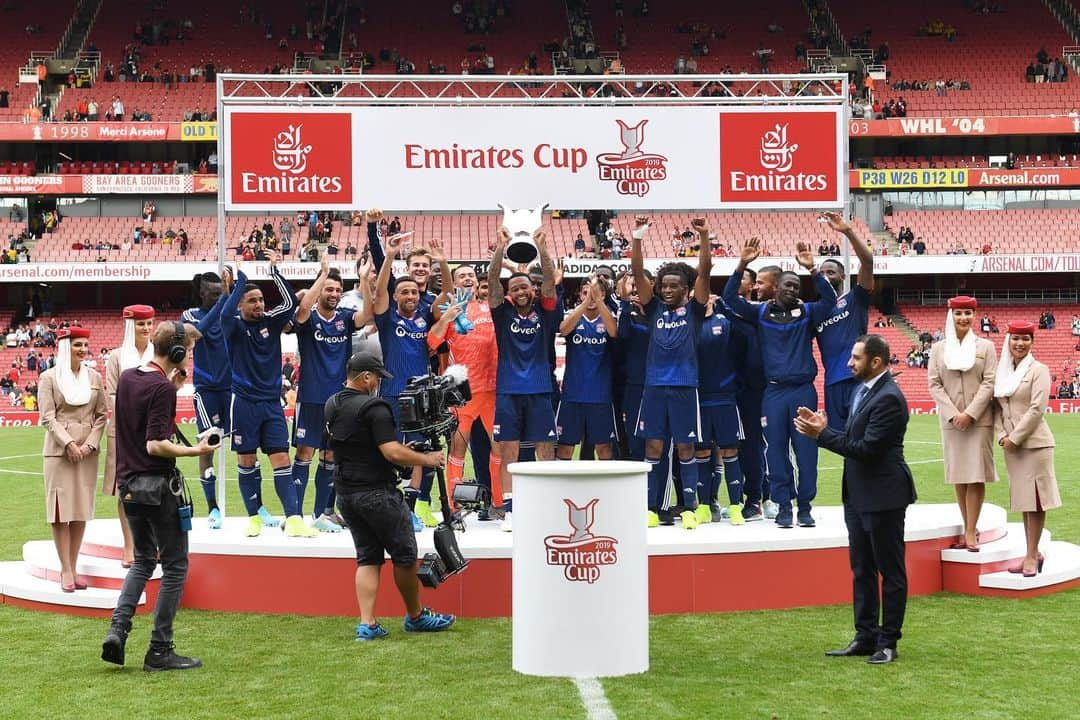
[101,321,218,671]
[327,350,455,641]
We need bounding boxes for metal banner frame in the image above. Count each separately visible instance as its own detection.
[212,72,850,517]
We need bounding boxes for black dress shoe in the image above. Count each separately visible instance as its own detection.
[868,648,898,664]
[825,640,875,657]
[143,645,203,672]
[101,627,127,666]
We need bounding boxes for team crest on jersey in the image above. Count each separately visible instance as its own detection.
[836,297,848,310]
[597,325,607,334]
[259,327,270,338]
[415,318,427,329]
[528,312,539,323]
[790,308,802,318]
[675,306,686,316]
[711,324,724,335]
[335,320,345,331]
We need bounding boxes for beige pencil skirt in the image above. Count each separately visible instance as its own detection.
[1003,447,1061,512]
[941,425,999,485]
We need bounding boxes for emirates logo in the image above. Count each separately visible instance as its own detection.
[759,124,798,172]
[272,124,313,175]
[596,120,668,197]
[544,498,619,584]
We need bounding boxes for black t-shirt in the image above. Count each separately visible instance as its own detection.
[324,389,399,493]
[115,365,177,481]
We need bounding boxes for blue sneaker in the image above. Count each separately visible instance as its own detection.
[355,623,389,641]
[776,506,794,529]
[257,506,281,528]
[797,509,816,528]
[411,512,423,532]
[207,508,222,530]
[403,607,456,633]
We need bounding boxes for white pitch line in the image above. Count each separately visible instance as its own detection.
[820,457,943,471]
[0,453,40,462]
[573,677,617,720]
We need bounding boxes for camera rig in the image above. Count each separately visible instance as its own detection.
[398,369,491,588]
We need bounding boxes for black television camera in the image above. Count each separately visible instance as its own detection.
[398,367,491,588]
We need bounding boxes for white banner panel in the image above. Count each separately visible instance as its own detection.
[222,106,846,211]
[81,175,195,194]
[4,254,1078,283]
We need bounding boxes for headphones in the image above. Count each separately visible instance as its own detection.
[167,320,187,364]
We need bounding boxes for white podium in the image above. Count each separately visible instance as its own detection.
[510,460,649,677]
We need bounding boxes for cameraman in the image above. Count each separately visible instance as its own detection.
[101,322,218,671]
[326,349,455,641]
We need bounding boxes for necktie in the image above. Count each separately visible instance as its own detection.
[851,384,869,416]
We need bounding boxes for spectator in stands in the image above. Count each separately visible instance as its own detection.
[1071,314,1080,337]
[575,233,586,257]
[142,201,156,223]
[111,97,124,122]
[388,216,402,235]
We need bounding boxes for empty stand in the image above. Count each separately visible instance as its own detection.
[829,0,1080,115]
[886,208,1080,254]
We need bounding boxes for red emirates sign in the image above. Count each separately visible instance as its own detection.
[719,111,840,204]
[228,112,352,207]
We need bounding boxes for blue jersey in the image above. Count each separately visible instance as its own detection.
[221,269,297,402]
[375,306,433,398]
[616,301,650,387]
[562,314,613,403]
[721,269,837,387]
[182,304,231,392]
[643,298,705,388]
[294,307,356,404]
[815,284,871,386]
[698,314,738,405]
[493,298,562,395]
[720,300,767,392]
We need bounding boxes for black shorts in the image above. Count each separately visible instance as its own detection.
[336,487,418,567]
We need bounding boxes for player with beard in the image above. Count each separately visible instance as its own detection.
[489,226,562,532]
[291,255,370,532]
[720,265,778,521]
[219,252,312,537]
[632,216,712,529]
[556,278,618,460]
[723,238,837,529]
[373,232,439,527]
[428,263,503,515]
[815,211,875,430]
[693,294,745,526]
[182,273,230,529]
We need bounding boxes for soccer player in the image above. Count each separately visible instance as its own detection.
[489,226,562,532]
[373,232,439,527]
[694,295,745,526]
[182,272,230,529]
[220,252,315,537]
[556,278,618,460]
[815,211,875,430]
[428,263,503,515]
[632,216,712,529]
[367,208,438,311]
[723,238,837,529]
[291,255,369,532]
[615,270,653,462]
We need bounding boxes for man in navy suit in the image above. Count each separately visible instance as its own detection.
[794,334,916,665]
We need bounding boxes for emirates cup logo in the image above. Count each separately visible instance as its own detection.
[596,120,668,197]
[272,124,313,174]
[759,124,798,172]
[544,498,619,583]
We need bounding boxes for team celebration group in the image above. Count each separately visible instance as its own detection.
[34,207,1061,661]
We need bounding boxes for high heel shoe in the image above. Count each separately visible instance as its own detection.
[1020,553,1046,578]
[61,581,76,593]
[74,580,88,590]
[1008,562,1025,574]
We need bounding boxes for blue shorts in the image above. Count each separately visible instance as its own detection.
[291,401,327,450]
[494,393,557,443]
[192,388,230,434]
[699,403,744,448]
[635,386,701,443]
[230,394,290,455]
[556,400,617,446]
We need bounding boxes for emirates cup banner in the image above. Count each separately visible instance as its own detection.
[222,106,846,211]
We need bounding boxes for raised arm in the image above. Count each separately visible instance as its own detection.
[350,257,374,328]
[691,218,712,305]
[487,228,509,309]
[220,267,248,336]
[559,282,593,337]
[428,301,462,348]
[823,211,874,291]
[722,238,762,322]
[293,254,331,326]
[373,230,404,316]
[265,252,297,324]
[428,238,452,314]
[366,207,386,271]
[536,228,556,299]
[596,284,618,338]
[630,215,653,306]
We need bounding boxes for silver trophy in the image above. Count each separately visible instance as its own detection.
[498,202,548,265]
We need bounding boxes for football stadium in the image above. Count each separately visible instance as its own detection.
[0,1,1078,718]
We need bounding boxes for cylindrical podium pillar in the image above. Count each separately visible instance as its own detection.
[510,460,649,677]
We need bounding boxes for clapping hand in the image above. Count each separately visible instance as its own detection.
[793,406,827,439]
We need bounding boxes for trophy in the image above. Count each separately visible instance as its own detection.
[498,202,549,265]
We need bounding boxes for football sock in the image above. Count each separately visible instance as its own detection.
[238,465,261,516]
